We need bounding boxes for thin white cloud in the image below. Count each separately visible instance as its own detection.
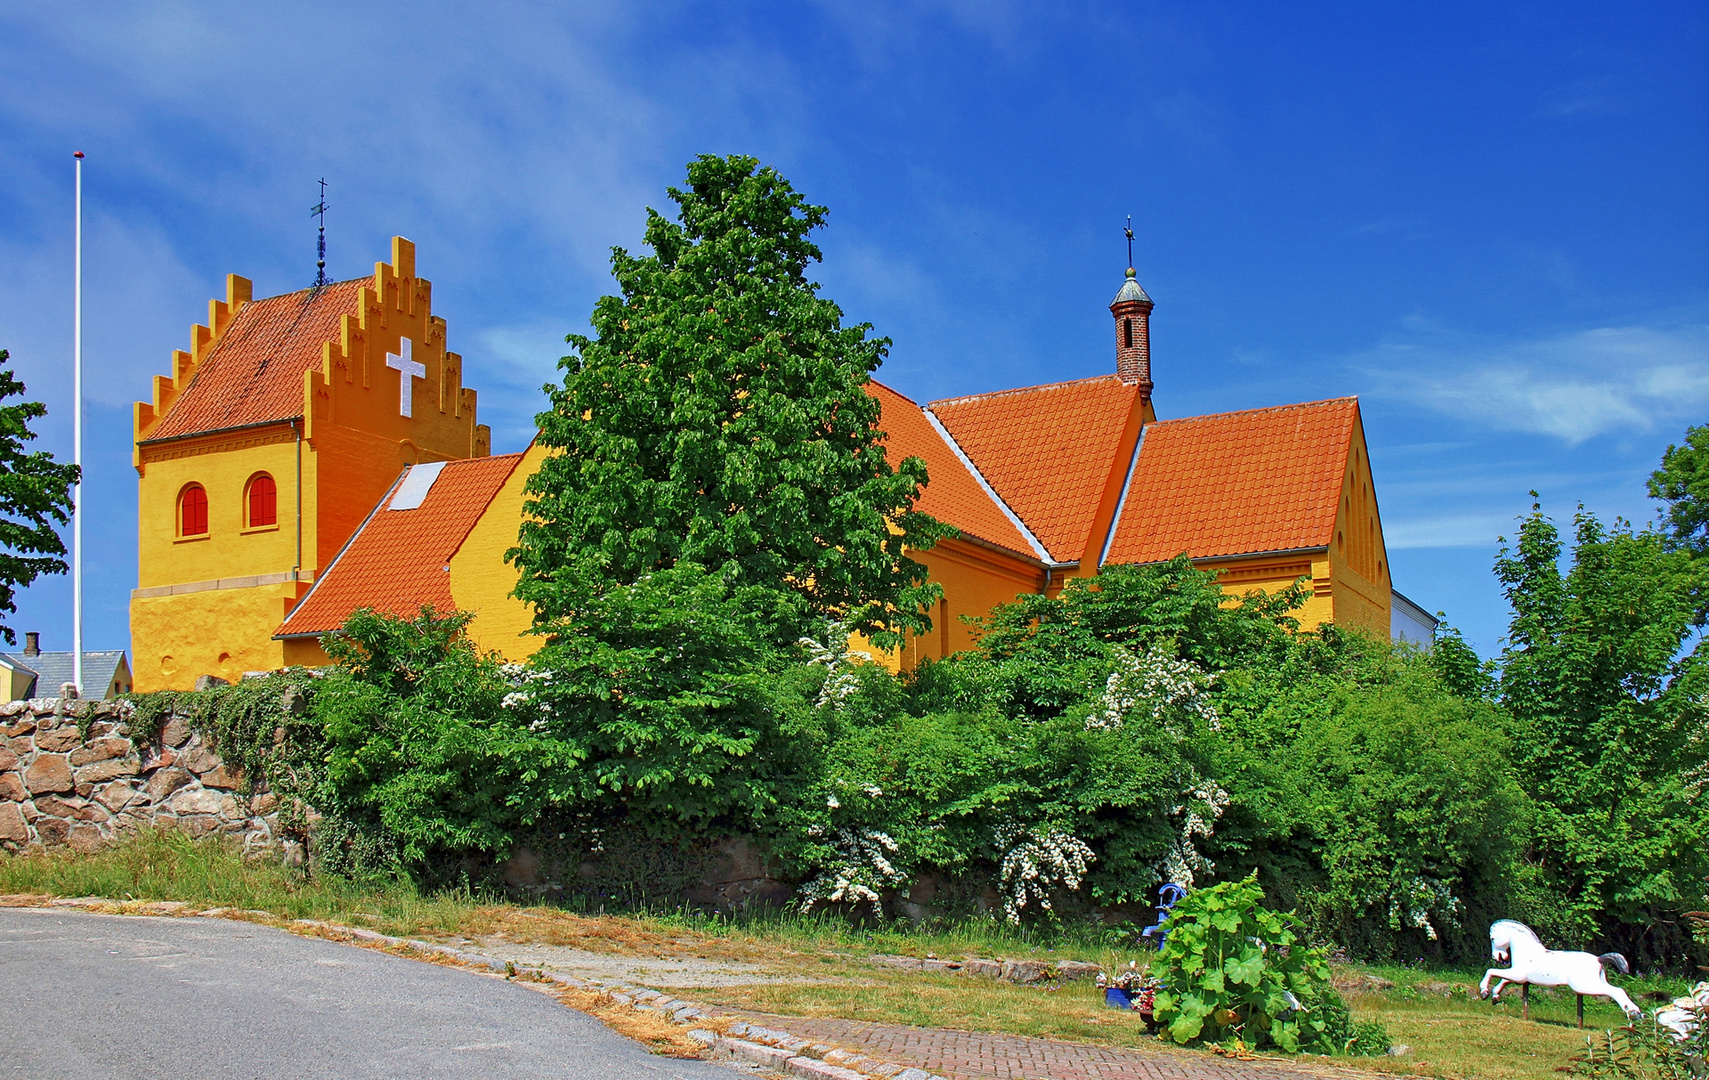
[1361,321,1709,444]
[1384,513,1515,550]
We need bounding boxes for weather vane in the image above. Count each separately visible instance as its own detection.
[310,179,328,287]
[1125,215,1134,272]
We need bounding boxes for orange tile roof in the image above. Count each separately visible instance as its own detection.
[145,278,367,441]
[1103,397,1358,565]
[866,381,1037,560]
[275,453,523,638]
[927,375,1141,562]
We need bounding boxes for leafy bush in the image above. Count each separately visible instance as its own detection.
[312,607,582,874]
[1151,874,1334,1051]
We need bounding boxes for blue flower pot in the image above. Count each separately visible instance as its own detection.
[1104,988,1134,1009]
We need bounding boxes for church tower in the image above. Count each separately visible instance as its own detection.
[1110,267,1154,398]
[130,238,490,690]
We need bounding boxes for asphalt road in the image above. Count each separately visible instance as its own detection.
[0,908,745,1080]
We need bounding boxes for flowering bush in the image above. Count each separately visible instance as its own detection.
[996,824,1096,924]
[1087,644,1219,733]
[796,828,906,917]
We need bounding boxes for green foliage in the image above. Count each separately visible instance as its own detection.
[511,154,953,650]
[1649,423,1709,556]
[312,607,582,871]
[1495,500,1709,966]
[1573,1016,1709,1080]
[0,354,79,646]
[1151,874,1337,1052]
[514,564,815,828]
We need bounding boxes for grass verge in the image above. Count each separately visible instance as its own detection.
[4,831,1692,1080]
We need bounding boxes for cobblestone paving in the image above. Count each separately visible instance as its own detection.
[723,1012,1391,1080]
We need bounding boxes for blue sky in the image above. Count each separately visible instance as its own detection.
[1,2,1705,659]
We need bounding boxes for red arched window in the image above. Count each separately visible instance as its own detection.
[247,473,277,528]
[178,485,208,537]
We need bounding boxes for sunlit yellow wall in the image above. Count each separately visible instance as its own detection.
[131,582,302,690]
[132,238,491,691]
[1324,414,1391,637]
[449,441,549,660]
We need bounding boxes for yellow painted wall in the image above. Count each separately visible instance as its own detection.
[449,441,550,660]
[1324,414,1391,637]
[131,582,302,691]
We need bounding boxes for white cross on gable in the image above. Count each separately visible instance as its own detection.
[385,337,427,418]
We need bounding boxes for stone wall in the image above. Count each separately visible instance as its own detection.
[0,698,282,855]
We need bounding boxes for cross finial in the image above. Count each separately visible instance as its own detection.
[310,179,329,287]
[1125,215,1134,274]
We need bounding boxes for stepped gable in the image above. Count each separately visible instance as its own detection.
[142,278,367,442]
[1104,397,1358,565]
[275,453,524,638]
[927,375,1140,563]
[865,381,1037,561]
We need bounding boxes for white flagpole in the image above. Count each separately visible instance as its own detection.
[72,151,83,697]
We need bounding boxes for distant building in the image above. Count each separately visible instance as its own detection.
[0,632,132,700]
[1390,591,1439,647]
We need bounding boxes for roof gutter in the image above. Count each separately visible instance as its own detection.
[138,415,302,447]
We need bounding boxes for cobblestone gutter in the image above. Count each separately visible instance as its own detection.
[0,699,283,856]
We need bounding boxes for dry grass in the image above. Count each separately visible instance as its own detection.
[5,833,1691,1080]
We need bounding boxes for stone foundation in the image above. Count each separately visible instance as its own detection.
[0,698,282,855]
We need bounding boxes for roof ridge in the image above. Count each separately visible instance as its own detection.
[1151,396,1358,427]
[927,373,1124,410]
[246,276,373,306]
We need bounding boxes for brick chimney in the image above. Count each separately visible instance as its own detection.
[1110,267,1154,395]
[23,632,39,658]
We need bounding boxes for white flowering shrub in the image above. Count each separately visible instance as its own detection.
[1385,876,1463,942]
[1086,645,1220,734]
[798,621,875,710]
[797,828,906,918]
[498,661,554,729]
[996,824,1096,924]
[1158,780,1230,888]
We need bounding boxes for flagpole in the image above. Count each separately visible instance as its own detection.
[72,151,83,697]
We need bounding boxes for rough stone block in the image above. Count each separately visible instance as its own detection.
[36,816,71,845]
[1002,959,1051,983]
[95,782,139,813]
[169,788,224,815]
[0,744,17,770]
[69,739,132,767]
[24,754,73,795]
[33,725,81,752]
[183,748,221,775]
[179,815,220,838]
[200,764,244,790]
[250,792,278,815]
[1058,960,1103,981]
[68,824,105,853]
[145,767,192,802]
[75,759,139,786]
[0,801,26,843]
[161,718,191,748]
[0,773,25,802]
[964,959,1003,978]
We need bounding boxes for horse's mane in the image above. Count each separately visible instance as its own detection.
[1492,919,1542,946]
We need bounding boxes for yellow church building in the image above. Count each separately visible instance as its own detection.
[132,238,1424,690]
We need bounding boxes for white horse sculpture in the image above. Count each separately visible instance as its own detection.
[1479,920,1642,1022]
[1656,981,1708,1041]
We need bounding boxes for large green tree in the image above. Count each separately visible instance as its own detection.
[511,155,952,649]
[1494,498,1709,967]
[0,354,78,646]
[1648,423,1709,555]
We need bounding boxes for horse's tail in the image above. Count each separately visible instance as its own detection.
[1598,952,1631,976]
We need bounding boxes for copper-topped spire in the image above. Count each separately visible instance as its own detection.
[1110,219,1154,393]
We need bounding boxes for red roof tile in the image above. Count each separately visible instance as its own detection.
[275,453,523,638]
[146,279,367,441]
[928,375,1141,562]
[1103,397,1357,565]
[866,381,1036,560]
